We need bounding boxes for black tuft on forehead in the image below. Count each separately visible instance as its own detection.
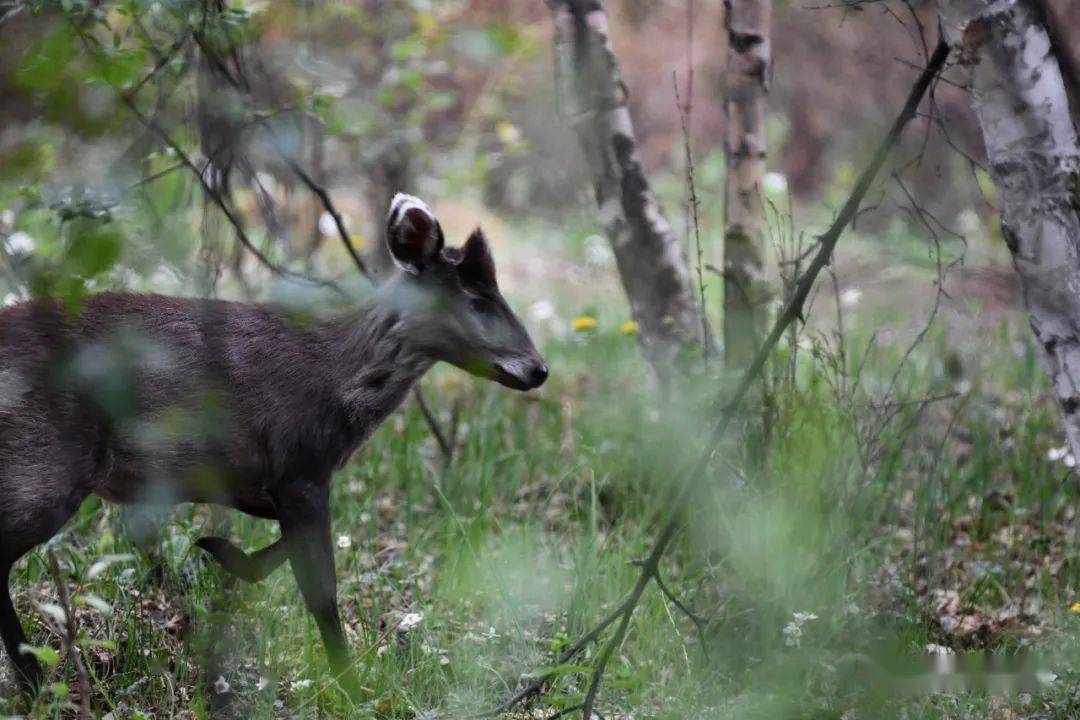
[456,228,498,291]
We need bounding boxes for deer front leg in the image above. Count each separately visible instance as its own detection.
[270,482,362,701]
[194,536,289,583]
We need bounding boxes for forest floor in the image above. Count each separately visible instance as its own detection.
[2,201,1080,719]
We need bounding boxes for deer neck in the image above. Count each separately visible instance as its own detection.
[324,298,433,439]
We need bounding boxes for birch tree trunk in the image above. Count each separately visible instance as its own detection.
[937,0,1080,462]
[723,0,772,368]
[547,0,707,378]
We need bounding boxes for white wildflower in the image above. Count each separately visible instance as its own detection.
[839,288,862,308]
[1066,454,1077,469]
[400,611,424,630]
[318,211,339,237]
[290,678,312,691]
[783,611,818,648]
[213,675,230,694]
[783,621,803,647]
[256,676,270,691]
[337,535,352,549]
[763,172,789,195]
[1047,445,1068,462]
[6,231,35,255]
[583,235,613,269]
[528,300,555,322]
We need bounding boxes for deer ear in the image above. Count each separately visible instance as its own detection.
[386,193,445,274]
[458,227,497,290]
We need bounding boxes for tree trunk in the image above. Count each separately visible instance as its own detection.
[547,0,707,379]
[937,0,1080,462]
[722,0,771,368]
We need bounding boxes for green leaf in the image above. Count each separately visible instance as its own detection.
[0,140,55,181]
[524,663,590,679]
[19,643,61,668]
[15,27,78,92]
[67,223,123,278]
[539,693,585,708]
[87,638,118,651]
[86,46,147,88]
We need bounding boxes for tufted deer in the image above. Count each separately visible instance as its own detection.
[0,194,547,701]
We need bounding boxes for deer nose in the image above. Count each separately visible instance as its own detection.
[530,363,549,388]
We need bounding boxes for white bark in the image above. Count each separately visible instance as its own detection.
[938,0,1080,461]
[723,0,772,368]
[548,0,707,377]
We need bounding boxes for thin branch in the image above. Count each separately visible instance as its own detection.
[46,551,92,720]
[650,567,711,662]
[673,70,711,362]
[577,39,952,720]
[286,159,371,279]
[413,386,454,463]
[122,31,190,102]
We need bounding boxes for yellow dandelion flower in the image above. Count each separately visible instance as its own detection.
[619,320,639,336]
[496,121,523,146]
[1070,602,1080,614]
[572,315,597,331]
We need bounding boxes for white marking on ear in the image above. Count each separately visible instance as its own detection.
[389,193,434,227]
[387,193,441,275]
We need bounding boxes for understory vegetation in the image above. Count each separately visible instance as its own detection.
[3,206,1079,719]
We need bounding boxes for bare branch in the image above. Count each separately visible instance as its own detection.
[286,159,371,279]
[46,551,92,720]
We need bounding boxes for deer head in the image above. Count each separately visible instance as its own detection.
[381,193,548,391]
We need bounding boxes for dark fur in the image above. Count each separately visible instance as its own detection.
[0,196,546,702]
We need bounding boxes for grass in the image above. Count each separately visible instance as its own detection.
[2,199,1080,719]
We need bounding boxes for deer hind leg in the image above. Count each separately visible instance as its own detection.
[1,561,40,700]
[194,536,288,583]
[0,422,103,701]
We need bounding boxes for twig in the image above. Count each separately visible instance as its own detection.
[46,551,92,720]
[650,567,710,662]
[413,387,454,464]
[673,70,710,362]
[286,158,371,279]
[488,39,951,720]
[122,31,190,102]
